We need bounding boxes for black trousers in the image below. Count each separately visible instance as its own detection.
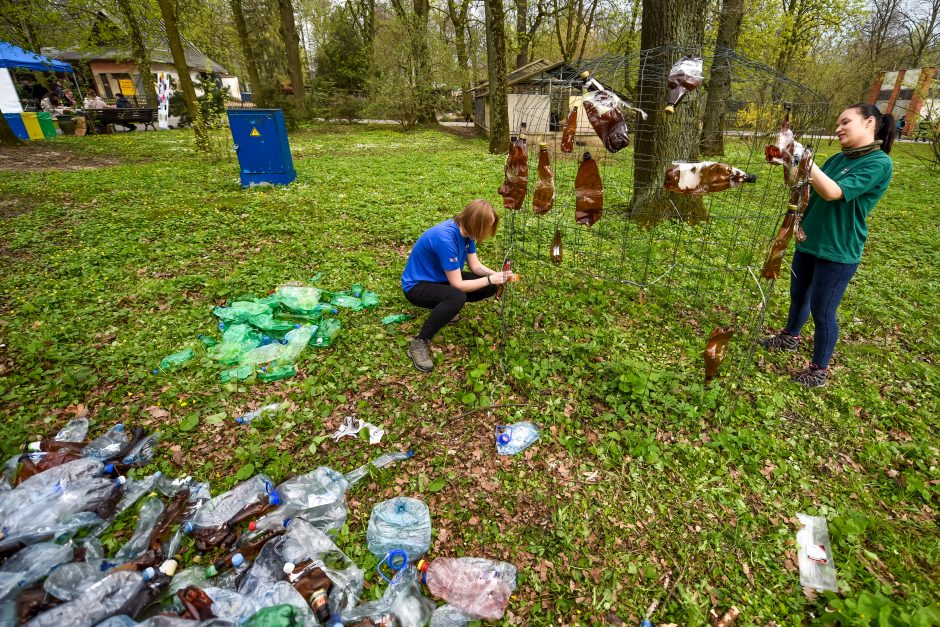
[404,272,499,340]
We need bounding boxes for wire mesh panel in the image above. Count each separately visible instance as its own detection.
[497,45,830,385]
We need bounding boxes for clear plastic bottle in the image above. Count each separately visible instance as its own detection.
[121,432,161,466]
[251,466,348,532]
[430,604,474,627]
[183,474,279,533]
[337,566,435,626]
[235,403,282,425]
[81,424,130,461]
[367,497,432,560]
[0,542,74,602]
[417,557,517,621]
[495,421,540,455]
[28,571,145,627]
[54,418,89,443]
[344,451,414,487]
[115,496,165,562]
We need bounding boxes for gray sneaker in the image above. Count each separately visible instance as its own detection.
[759,332,800,352]
[791,365,828,388]
[407,338,434,372]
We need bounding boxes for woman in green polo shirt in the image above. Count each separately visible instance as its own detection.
[761,103,895,387]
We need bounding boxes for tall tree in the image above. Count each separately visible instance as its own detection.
[862,0,905,63]
[230,0,265,104]
[278,0,307,116]
[513,0,546,68]
[156,0,209,151]
[446,0,474,119]
[390,0,437,123]
[630,0,708,224]
[114,0,157,105]
[551,0,600,63]
[771,0,848,74]
[699,0,745,155]
[902,0,940,66]
[484,0,509,152]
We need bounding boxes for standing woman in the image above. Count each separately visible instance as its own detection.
[761,103,895,387]
[402,199,514,372]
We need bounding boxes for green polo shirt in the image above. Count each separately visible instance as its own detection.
[796,150,893,264]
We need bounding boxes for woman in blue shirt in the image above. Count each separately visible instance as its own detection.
[402,199,514,372]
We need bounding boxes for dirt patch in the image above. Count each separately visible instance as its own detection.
[0,143,121,172]
[0,196,35,219]
[439,122,482,139]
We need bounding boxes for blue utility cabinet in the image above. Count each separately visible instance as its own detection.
[227,108,296,187]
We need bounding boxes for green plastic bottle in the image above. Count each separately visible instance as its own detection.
[381,314,413,325]
[259,364,296,382]
[156,348,195,373]
[220,363,255,383]
[311,318,342,348]
[243,604,301,627]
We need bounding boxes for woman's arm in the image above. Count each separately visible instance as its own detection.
[466,253,497,277]
[445,267,509,292]
[808,162,843,201]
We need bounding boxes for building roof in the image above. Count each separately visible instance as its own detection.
[44,47,227,74]
[473,59,580,97]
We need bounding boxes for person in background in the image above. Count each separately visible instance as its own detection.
[40,92,58,113]
[760,103,895,387]
[401,199,513,372]
[114,92,136,132]
[83,90,106,109]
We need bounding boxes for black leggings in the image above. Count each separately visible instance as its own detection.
[404,272,499,340]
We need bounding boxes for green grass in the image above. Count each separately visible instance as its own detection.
[0,125,937,625]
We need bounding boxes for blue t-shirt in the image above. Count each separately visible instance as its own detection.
[401,220,477,292]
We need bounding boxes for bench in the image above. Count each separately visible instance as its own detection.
[86,108,158,133]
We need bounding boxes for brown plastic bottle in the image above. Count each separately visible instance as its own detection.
[561,106,578,153]
[148,488,191,552]
[765,103,796,165]
[664,55,704,113]
[580,72,630,153]
[704,326,734,381]
[178,586,216,620]
[497,123,529,210]
[761,210,799,280]
[575,152,603,226]
[532,143,555,215]
[208,528,285,576]
[663,161,757,195]
[285,560,333,624]
[550,229,563,264]
[493,260,520,301]
[24,439,84,454]
[14,449,82,484]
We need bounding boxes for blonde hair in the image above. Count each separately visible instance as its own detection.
[454,199,499,241]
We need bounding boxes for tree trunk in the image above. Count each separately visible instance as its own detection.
[156,0,209,152]
[230,0,265,105]
[0,114,23,146]
[515,0,529,68]
[698,0,744,156]
[447,0,474,120]
[484,0,510,152]
[630,0,708,225]
[115,0,157,106]
[278,0,307,117]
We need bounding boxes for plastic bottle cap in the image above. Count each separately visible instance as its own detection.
[282,562,296,575]
[114,424,124,431]
[232,553,245,567]
[248,521,257,531]
[417,559,429,572]
[664,105,676,114]
[104,463,115,474]
[159,559,178,576]
[406,450,415,458]
[282,517,292,528]
[183,522,194,534]
[27,441,41,452]
[141,567,156,581]
[115,476,126,485]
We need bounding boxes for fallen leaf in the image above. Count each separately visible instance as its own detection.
[146,406,170,419]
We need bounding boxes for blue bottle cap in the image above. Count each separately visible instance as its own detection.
[183,522,194,534]
[406,450,414,458]
[641,621,653,627]
[114,424,125,431]
[265,481,281,506]
[104,463,115,474]
[232,553,245,567]
[282,517,293,528]
[219,322,226,330]
[152,369,159,375]
[141,567,156,581]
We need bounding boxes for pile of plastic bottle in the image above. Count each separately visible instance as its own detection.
[155,282,383,384]
[0,418,519,627]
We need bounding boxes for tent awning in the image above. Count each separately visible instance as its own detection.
[0,41,74,73]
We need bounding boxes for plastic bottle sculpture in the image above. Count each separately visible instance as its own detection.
[664,161,757,194]
[550,229,563,264]
[561,106,578,153]
[497,123,529,210]
[532,143,555,215]
[704,326,734,382]
[575,152,603,226]
[664,56,704,114]
[580,72,630,153]
[765,103,805,185]
[761,146,814,280]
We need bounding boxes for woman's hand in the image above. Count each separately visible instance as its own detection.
[489,271,514,285]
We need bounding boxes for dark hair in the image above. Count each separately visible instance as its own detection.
[848,103,896,154]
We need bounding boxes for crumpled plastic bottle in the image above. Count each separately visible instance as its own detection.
[122,432,161,466]
[208,323,263,366]
[367,497,432,561]
[0,542,75,602]
[115,496,165,562]
[417,557,517,621]
[251,466,348,534]
[235,404,282,425]
[27,570,145,627]
[494,421,540,455]
[429,604,474,627]
[221,363,256,383]
[81,424,131,461]
[277,325,315,365]
[0,458,105,518]
[43,556,110,601]
[184,474,279,533]
[311,318,342,348]
[344,451,413,487]
[337,566,435,626]
[243,603,302,627]
[54,418,89,443]
[155,348,196,373]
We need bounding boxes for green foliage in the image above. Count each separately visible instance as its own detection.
[313,8,370,93]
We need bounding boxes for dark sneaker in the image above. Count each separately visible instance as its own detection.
[760,332,800,352]
[407,338,434,372]
[791,365,828,388]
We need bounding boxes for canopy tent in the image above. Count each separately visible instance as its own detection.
[0,41,74,73]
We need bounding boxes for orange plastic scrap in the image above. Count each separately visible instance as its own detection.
[533,144,555,215]
[704,326,734,382]
[497,126,529,210]
[574,152,603,226]
[561,106,578,153]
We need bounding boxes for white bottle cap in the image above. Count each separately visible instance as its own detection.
[282,562,296,575]
[27,441,42,452]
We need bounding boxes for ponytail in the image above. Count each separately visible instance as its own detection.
[849,102,896,154]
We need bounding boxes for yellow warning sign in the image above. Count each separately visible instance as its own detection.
[250,127,261,137]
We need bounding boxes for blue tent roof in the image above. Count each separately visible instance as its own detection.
[0,41,74,73]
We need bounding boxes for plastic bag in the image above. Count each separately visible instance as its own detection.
[796,513,837,591]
